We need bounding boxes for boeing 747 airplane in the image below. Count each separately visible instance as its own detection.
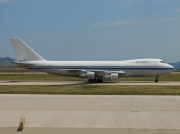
[9,38,174,83]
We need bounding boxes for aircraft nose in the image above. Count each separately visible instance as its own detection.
[168,64,175,70]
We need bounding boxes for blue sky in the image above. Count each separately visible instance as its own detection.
[0,0,180,62]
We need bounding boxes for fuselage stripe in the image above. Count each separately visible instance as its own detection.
[25,66,174,70]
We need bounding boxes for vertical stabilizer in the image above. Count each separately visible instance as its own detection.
[10,38,45,61]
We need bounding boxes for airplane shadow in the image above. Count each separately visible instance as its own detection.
[50,81,120,86]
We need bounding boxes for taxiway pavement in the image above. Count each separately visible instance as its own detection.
[0,95,180,134]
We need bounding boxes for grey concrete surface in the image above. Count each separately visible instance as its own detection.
[1,128,180,134]
[1,95,180,134]
[0,95,180,129]
[1,80,180,85]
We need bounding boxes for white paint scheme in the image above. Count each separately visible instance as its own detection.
[9,38,175,82]
[9,38,45,61]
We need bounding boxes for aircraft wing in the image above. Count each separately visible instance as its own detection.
[59,69,125,76]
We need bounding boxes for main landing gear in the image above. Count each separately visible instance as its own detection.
[88,79,103,83]
[155,76,159,83]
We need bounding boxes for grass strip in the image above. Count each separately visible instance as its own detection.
[0,85,180,95]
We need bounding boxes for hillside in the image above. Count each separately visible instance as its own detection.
[169,62,180,70]
[0,57,15,62]
[0,57,15,68]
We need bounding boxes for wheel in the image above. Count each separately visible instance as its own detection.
[155,76,159,83]
[88,79,103,83]
[88,79,95,82]
[97,79,103,83]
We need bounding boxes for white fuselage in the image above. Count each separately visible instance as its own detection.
[9,38,175,82]
[17,59,174,77]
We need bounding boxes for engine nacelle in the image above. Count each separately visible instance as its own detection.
[79,72,95,79]
[103,73,118,80]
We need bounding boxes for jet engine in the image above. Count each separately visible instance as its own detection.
[79,72,95,79]
[103,73,118,80]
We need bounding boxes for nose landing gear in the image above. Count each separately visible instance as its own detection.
[155,76,159,83]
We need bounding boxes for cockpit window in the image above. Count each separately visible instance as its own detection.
[160,61,166,63]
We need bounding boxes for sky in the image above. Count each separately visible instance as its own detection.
[0,0,180,62]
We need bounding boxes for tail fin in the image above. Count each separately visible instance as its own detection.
[9,38,45,61]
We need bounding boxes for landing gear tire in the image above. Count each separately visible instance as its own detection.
[88,79,103,83]
[88,79,95,82]
[97,79,103,83]
[155,76,159,83]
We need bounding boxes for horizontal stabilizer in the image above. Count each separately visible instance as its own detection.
[9,61,35,67]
